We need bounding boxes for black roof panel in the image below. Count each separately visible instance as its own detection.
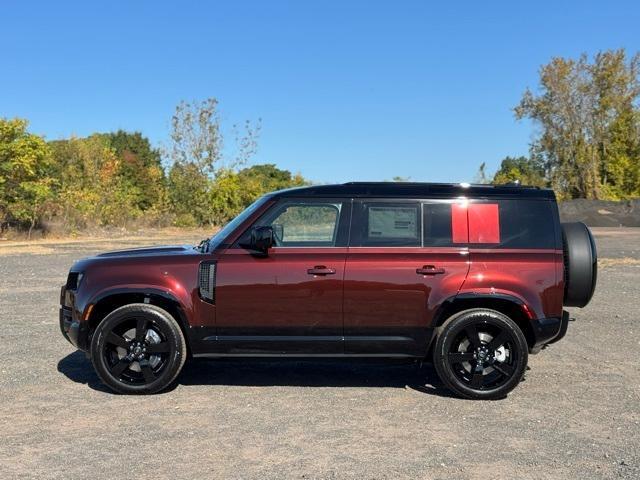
[272,182,555,200]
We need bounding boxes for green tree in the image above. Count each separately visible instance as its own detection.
[49,135,144,228]
[238,164,307,194]
[167,162,211,226]
[0,118,55,237]
[492,156,547,187]
[515,49,640,199]
[49,131,170,228]
[166,98,261,226]
[102,130,166,211]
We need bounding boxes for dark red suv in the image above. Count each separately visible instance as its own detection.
[60,182,597,399]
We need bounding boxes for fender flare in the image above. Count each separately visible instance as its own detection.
[432,292,532,327]
[86,286,191,334]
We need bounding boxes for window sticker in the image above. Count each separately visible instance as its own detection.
[368,206,418,239]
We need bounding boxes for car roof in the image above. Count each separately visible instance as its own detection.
[271,182,555,200]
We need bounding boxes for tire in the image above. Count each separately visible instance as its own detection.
[90,303,187,394]
[562,222,597,307]
[433,309,528,400]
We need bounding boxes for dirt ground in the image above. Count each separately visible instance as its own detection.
[0,228,638,479]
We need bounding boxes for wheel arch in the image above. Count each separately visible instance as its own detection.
[87,288,192,355]
[431,293,536,350]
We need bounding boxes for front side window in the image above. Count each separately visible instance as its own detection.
[271,204,340,246]
[238,199,347,247]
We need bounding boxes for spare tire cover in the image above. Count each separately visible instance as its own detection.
[562,222,597,307]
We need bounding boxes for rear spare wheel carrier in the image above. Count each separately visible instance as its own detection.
[562,222,597,307]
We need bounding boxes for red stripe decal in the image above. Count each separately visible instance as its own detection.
[468,203,500,243]
[451,203,469,243]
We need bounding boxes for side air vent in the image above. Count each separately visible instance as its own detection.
[198,261,217,303]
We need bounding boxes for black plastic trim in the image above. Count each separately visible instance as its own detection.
[530,317,562,348]
[193,353,420,358]
[548,310,570,345]
[271,182,554,200]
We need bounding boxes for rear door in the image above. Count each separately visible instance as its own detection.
[343,199,470,356]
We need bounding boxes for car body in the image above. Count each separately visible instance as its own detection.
[60,182,597,398]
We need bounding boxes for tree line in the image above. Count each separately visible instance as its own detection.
[3,49,639,237]
[0,98,307,236]
[486,48,640,199]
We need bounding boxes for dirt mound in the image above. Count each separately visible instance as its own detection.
[559,199,640,227]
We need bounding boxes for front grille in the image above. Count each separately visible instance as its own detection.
[66,272,80,290]
[198,262,217,303]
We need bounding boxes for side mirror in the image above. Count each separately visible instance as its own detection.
[250,226,274,255]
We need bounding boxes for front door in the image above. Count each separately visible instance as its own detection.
[213,198,351,354]
[344,200,470,356]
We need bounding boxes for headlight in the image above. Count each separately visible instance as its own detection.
[66,271,84,290]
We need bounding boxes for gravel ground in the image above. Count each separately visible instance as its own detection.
[0,228,638,479]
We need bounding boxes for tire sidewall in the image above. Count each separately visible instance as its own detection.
[434,309,528,400]
[90,304,186,394]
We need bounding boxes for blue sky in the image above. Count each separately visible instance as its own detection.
[2,1,638,184]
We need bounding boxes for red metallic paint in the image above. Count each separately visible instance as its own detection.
[343,247,471,353]
[68,251,215,328]
[462,249,564,319]
[215,247,347,337]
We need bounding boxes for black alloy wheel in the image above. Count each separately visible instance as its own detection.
[90,304,186,394]
[433,309,528,400]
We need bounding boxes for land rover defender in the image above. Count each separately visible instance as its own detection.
[59,182,597,399]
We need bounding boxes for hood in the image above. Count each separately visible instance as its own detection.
[94,244,198,259]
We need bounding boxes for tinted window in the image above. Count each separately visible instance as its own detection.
[497,199,555,249]
[352,202,421,246]
[421,199,556,248]
[423,202,456,246]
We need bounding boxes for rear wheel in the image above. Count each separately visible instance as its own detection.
[90,303,187,394]
[433,309,528,400]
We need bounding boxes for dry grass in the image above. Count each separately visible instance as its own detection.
[0,227,214,256]
[598,257,640,268]
[0,245,57,256]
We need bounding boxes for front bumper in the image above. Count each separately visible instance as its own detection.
[59,285,90,350]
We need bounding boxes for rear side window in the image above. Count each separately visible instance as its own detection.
[423,202,458,246]
[494,199,556,249]
[352,202,421,246]
[430,199,556,249]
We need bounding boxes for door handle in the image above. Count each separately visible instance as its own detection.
[416,265,446,275]
[307,266,336,276]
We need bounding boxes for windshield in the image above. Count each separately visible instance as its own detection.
[207,195,271,251]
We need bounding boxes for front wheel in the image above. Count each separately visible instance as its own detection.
[433,309,528,400]
[90,304,187,394]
